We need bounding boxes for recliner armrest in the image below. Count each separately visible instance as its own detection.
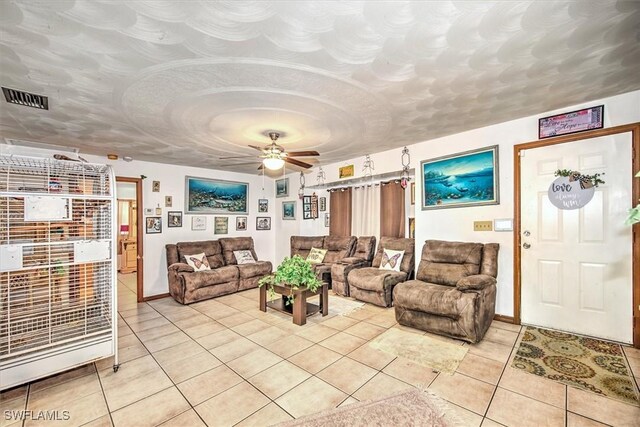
[168,262,195,273]
[456,274,496,291]
[339,257,366,265]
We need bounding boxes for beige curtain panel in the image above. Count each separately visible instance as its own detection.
[352,184,380,240]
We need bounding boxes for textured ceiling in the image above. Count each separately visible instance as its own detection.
[1,1,639,174]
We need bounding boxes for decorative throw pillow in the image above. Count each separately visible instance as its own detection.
[307,247,328,264]
[184,253,211,271]
[234,250,256,265]
[379,249,405,272]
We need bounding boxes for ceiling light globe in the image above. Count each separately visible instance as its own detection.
[263,157,285,170]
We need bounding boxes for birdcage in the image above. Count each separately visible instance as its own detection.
[0,153,118,389]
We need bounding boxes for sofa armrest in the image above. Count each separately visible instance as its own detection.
[339,257,366,265]
[456,274,496,291]
[168,262,195,273]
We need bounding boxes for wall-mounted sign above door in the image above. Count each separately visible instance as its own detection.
[548,169,605,210]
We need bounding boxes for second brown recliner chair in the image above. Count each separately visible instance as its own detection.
[347,237,415,307]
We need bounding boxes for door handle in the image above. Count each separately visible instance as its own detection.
[522,243,531,249]
[523,230,531,236]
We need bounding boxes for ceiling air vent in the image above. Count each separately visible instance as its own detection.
[2,87,48,110]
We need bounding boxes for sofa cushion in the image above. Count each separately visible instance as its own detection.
[322,236,357,264]
[416,240,484,286]
[372,237,415,274]
[184,252,211,271]
[234,250,256,264]
[182,266,239,291]
[219,237,258,265]
[236,261,272,279]
[348,267,407,292]
[353,236,376,262]
[307,247,328,264]
[291,236,325,258]
[393,280,474,320]
[177,241,224,268]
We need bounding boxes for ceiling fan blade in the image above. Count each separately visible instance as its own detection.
[284,157,313,169]
[248,145,265,152]
[285,151,320,157]
[257,164,264,170]
[218,155,257,159]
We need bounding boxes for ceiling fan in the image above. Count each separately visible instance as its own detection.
[220,132,319,170]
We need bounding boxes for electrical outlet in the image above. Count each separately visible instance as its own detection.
[474,221,493,231]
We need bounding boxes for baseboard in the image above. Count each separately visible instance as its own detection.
[143,293,170,302]
[494,314,516,324]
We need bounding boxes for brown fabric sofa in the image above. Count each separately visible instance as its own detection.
[393,240,499,343]
[166,237,272,304]
[330,236,377,297]
[290,235,357,284]
[347,237,415,307]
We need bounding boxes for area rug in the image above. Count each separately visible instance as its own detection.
[307,294,365,317]
[369,328,468,375]
[512,326,639,406]
[275,388,463,427]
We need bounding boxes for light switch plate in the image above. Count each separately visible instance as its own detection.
[494,218,514,232]
[474,221,493,231]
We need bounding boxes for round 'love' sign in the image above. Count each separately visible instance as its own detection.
[548,176,595,210]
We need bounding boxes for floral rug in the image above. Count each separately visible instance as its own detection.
[512,326,639,406]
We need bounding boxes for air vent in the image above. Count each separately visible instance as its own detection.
[2,87,48,110]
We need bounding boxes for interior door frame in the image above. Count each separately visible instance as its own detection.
[514,122,640,348]
[116,176,144,303]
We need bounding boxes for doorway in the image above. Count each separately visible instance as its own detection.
[514,123,640,347]
[116,177,144,303]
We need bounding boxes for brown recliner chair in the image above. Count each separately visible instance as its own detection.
[347,237,415,307]
[393,240,499,343]
[331,236,377,297]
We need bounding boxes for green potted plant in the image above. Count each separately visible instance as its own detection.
[259,255,322,307]
[626,171,640,225]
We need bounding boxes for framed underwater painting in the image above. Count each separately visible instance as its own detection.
[421,145,499,210]
[185,176,248,214]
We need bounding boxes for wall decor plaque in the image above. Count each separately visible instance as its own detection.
[539,105,604,139]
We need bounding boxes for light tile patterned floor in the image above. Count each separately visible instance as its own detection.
[2,276,639,427]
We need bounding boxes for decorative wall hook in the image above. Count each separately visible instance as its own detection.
[298,171,306,199]
[316,166,326,186]
[400,147,411,189]
[362,155,375,178]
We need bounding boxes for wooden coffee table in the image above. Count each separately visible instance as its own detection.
[259,282,328,325]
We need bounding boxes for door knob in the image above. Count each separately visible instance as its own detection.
[522,243,531,249]
[523,230,531,236]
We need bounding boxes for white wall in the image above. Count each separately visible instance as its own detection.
[294,90,640,317]
[84,156,276,298]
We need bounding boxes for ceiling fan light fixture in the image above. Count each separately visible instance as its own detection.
[263,156,285,170]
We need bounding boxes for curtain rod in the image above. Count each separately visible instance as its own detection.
[308,168,415,191]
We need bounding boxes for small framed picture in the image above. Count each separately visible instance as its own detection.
[236,216,247,231]
[275,178,289,198]
[282,201,296,220]
[152,181,160,192]
[410,182,415,205]
[319,197,326,212]
[339,165,354,179]
[144,208,154,216]
[324,213,330,227]
[214,217,228,234]
[303,211,311,219]
[155,206,162,215]
[165,196,173,207]
[191,215,206,231]
[256,216,271,230]
[167,211,182,227]
[258,199,268,213]
[146,217,162,234]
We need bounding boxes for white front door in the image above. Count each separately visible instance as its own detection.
[520,133,633,343]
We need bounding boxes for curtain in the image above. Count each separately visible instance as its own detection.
[380,181,405,238]
[352,184,380,240]
[330,188,352,236]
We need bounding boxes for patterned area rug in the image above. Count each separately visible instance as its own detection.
[308,294,365,317]
[512,326,639,406]
[276,388,462,427]
[369,328,468,375]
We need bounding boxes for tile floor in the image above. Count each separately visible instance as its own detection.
[2,276,639,427]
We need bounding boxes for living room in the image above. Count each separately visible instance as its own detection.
[1,1,639,426]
